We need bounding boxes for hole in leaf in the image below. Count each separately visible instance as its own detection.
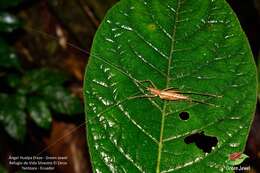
[184,132,218,153]
[179,112,189,120]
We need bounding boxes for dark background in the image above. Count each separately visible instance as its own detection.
[0,0,260,172]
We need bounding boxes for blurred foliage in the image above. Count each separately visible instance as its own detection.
[258,52,260,100]
[0,0,22,10]
[0,163,28,173]
[81,0,118,20]
[0,164,7,173]
[45,0,118,48]
[0,12,23,32]
[0,39,20,69]
[0,1,83,142]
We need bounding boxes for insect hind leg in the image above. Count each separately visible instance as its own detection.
[181,91,222,98]
[164,87,222,98]
[187,98,220,107]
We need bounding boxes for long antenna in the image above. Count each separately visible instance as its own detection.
[36,122,86,156]
[24,26,101,59]
[24,26,93,156]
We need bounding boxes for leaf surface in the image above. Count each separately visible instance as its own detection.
[84,0,257,172]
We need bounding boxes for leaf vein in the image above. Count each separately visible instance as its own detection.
[117,103,159,144]
[130,46,167,77]
[157,0,182,172]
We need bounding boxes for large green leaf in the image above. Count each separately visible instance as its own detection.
[84,0,257,172]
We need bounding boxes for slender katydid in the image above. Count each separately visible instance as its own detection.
[133,80,222,107]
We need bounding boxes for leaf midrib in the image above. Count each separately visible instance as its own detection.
[156,0,181,173]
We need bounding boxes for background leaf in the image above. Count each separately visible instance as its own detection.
[0,12,22,32]
[27,97,52,129]
[42,85,83,115]
[19,68,67,94]
[0,0,22,9]
[0,39,20,69]
[0,94,26,141]
[84,0,257,172]
[5,74,21,88]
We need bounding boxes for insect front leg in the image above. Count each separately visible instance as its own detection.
[137,79,157,88]
[162,87,179,91]
[128,94,157,100]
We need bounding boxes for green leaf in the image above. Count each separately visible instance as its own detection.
[0,93,8,121]
[0,0,22,9]
[27,97,52,129]
[19,68,67,94]
[0,39,20,69]
[42,85,83,115]
[0,94,26,141]
[84,0,257,172]
[0,12,22,33]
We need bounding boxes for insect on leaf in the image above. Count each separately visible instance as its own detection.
[84,0,257,172]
